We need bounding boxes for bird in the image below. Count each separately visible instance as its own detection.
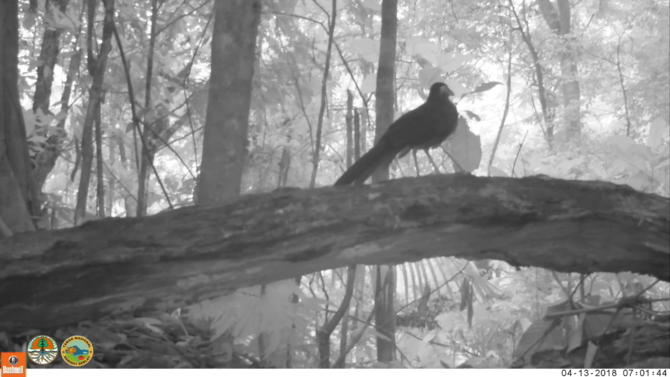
[334,82,458,186]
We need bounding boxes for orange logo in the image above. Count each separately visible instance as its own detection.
[27,335,58,365]
[1,352,26,376]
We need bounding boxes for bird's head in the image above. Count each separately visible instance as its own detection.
[428,82,454,101]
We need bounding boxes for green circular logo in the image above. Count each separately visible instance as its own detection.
[60,336,93,367]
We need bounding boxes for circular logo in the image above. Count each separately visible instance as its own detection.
[60,336,93,367]
[27,335,58,365]
[8,355,18,365]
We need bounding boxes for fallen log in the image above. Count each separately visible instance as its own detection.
[1,174,668,334]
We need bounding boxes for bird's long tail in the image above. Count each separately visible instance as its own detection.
[334,140,400,186]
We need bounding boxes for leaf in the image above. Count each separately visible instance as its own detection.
[29,135,48,144]
[349,38,379,64]
[566,313,585,353]
[443,79,468,98]
[417,337,433,363]
[653,162,669,191]
[406,37,439,64]
[648,117,668,149]
[23,11,37,29]
[54,110,68,121]
[53,7,77,33]
[472,81,502,94]
[446,117,482,173]
[418,66,442,87]
[360,74,376,94]
[467,294,473,328]
[361,0,381,11]
[125,121,134,134]
[518,317,532,331]
[135,317,164,334]
[655,147,670,169]
[464,110,481,121]
[23,110,36,135]
[459,277,470,311]
[512,317,563,364]
[584,342,598,368]
[399,335,421,361]
[437,52,471,72]
[607,135,653,174]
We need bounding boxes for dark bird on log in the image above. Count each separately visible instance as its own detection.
[334,82,459,186]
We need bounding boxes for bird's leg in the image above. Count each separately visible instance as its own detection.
[424,149,441,174]
[412,149,421,177]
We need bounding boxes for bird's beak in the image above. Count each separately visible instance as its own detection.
[441,86,454,97]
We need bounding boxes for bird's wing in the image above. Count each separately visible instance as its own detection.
[382,104,444,148]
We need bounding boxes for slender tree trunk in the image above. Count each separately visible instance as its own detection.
[372,0,398,363]
[32,0,70,114]
[354,1,374,151]
[136,0,159,217]
[197,0,261,204]
[74,0,115,225]
[277,147,290,188]
[95,103,104,217]
[509,1,555,146]
[116,131,136,216]
[308,0,337,188]
[345,90,353,168]
[32,49,81,191]
[107,135,116,215]
[354,109,361,159]
[372,0,397,183]
[317,264,356,368]
[537,0,582,140]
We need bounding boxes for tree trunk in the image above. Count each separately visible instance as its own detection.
[74,0,115,225]
[308,0,337,188]
[346,90,353,168]
[0,0,39,235]
[32,0,70,114]
[372,0,398,362]
[374,264,396,361]
[136,0,160,217]
[32,49,82,191]
[537,0,582,140]
[196,0,261,204]
[371,0,397,183]
[510,1,556,146]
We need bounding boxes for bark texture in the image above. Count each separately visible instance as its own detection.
[372,0,398,361]
[0,175,668,335]
[197,0,261,203]
[537,0,582,139]
[371,0,397,183]
[74,0,115,224]
[0,0,39,234]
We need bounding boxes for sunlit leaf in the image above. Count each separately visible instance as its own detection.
[349,38,379,64]
[437,52,471,72]
[361,0,381,11]
[446,117,482,173]
[648,117,668,149]
[360,74,376,94]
